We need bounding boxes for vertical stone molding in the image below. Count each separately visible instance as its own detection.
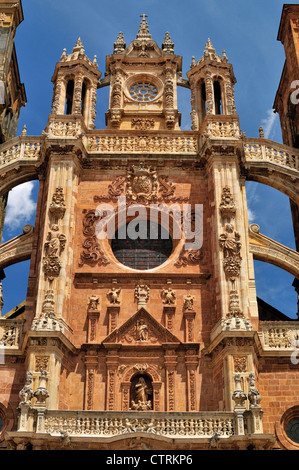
[84,352,98,411]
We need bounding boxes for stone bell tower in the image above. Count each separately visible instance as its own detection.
[102,14,181,130]
[49,37,101,132]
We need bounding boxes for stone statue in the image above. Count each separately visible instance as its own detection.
[131,376,152,410]
[161,287,176,305]
[136,319,148,341]
[106,287,121,304]
[44,224,66,257]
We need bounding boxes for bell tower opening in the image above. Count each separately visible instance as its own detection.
[65,79,74,115]
[213,80,222,115]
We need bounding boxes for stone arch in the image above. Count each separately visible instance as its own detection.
[249,223,299,278]
[0,224,34,271]
[242,139,299,205]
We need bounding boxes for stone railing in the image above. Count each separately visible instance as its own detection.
[0,135,42,172]
[243,138,299,173]
[200,115,241,140]
[85,131,198,154]
[41,410,235,439]
[259,322,299,350]
[0,318,24,349]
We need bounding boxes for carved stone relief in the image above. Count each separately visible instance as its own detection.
[43,224,66,281]
[126,162,158,203]
[107,287,121,304]
[49,187,66,222]
[135,282,150,308]
[161,287,176,305]
[79,209,110,267]
[219,223,241,279]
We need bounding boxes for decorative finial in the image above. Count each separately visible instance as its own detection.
[162,31,174,54]
[222,49,228,62]
[113,31,126,54]
[204,38,216,58]
[136,14,151,40]
[60,48,67,61]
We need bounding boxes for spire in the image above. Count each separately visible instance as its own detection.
[162,31,174,54]
[136,14,151,40]
[73,37,85,53]
[204,38,216,60]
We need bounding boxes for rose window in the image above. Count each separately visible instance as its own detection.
[129,82,158,102]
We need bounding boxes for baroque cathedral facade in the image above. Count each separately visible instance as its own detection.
[0,1,298,450]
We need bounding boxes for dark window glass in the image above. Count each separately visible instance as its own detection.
[286,419,299,444]
[0,416,3,431]
[111,221,172,270]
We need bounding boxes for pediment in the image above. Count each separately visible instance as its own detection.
[102,307,181,346]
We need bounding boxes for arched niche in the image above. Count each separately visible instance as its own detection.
[121,365,162,411]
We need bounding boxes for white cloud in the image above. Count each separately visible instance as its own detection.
[247,207,255,223]
[4,182,37,232]
[261,109,278,140]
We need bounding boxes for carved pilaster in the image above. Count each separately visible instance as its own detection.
[84,353,98,411]
[184,310,196,342]
[185,350,198,411]
[164,349,177,411]
[107,305,120,334]
[163,305,176,331]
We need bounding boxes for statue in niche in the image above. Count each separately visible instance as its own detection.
[130,376,153,411]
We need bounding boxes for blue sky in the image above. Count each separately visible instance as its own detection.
[1,0,298,318]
